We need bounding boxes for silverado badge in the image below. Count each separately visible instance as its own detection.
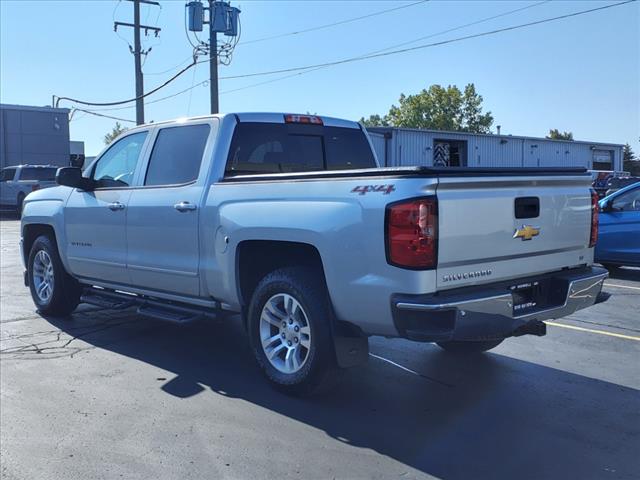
[513,225,540,241]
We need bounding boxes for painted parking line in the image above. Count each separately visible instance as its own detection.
[544,321,640,341]
[604,283,640,291]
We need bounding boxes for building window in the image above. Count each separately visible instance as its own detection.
[433,139,467,167]
[592,149,613,170]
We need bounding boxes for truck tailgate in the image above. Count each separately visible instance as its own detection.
[436,174,593,289]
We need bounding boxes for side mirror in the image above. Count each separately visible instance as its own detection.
[56,167,94,191]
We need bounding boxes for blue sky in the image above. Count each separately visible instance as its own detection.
[1,0,638,155]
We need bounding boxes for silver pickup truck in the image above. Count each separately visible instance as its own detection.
[1,165,58,214]
[20,113,608,395]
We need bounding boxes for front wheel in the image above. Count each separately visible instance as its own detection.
[247,267,341,396]
[28,235,81,316]
[436,339,503,354]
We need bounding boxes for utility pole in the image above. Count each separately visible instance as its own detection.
[114,0,161,125]
[133,0,144,124]
[187,1,239,115]
[208,0,219,115]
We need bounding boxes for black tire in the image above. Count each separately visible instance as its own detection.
[247,266,342,396]
[28,234,81,316]
[16,193,25,217]
[436,339,503,354]
[601,263,621,273]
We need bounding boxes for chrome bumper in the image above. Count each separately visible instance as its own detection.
[392,266,608,342]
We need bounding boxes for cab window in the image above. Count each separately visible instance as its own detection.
[144,124,210,186]
[93,131,148,187]
[0,168,16,182]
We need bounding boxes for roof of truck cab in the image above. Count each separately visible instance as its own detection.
[130,113,361,130]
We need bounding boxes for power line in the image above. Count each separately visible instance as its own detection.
[222,1,553,97]
[218,0,635,81]
[145,56,193,76]
[54,56,199,108]
[70,108,136,123]
[145,1,548,79]
[66,0,634,113]
[366,0,551,56]
[240,0,430,45]
[90,1,557,109]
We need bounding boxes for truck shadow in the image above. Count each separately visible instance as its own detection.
[606,266,640,281]
[45,310,638,480]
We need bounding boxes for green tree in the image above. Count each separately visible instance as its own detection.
[360,83,493,133]
[546,129,574,141]
[622,143,640,175]
[104,122,128,145]
[359,114,390,127]
[623,143,636,162]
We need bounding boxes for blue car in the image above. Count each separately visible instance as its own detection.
[595,182,640,268]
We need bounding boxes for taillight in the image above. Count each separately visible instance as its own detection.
[284,114,323,125]
[31,185,40,192]
[385,197,438,269]
[589,189,599,248]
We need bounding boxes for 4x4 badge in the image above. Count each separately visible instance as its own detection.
[351,184,395,195]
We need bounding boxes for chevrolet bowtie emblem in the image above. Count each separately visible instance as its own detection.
[513,225,540,241]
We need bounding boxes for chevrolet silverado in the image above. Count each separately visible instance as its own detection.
[20,113,608,395]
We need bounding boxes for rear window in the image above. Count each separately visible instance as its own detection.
[19,168,57,181]
[145,124,210,186]
[225,122,376,176]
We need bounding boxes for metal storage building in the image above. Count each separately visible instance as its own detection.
[366,127,623,171]
[0,104,71,169]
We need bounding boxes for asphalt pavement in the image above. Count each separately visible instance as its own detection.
[1,215,639,480]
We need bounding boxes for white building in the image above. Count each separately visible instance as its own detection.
[366,127,623,171]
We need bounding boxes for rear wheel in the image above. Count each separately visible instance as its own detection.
[247,267,341,396]
[28,235,81,316]
[436,339,503,354]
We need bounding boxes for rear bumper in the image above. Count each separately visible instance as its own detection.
[392,266,608,342]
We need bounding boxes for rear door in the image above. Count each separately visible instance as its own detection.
[126,120,215,297]
[435,173,593,290]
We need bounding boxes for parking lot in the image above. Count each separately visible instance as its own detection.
[1,215,638,480]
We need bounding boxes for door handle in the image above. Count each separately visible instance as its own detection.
[108,202,125,211]
[174,201,197,212]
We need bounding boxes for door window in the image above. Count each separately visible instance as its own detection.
[144,124,210,186]
[0,168,16,182]
[611,188,640,212]
[93,131,148,187]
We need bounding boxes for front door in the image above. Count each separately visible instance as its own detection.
[64,131,149,285]
[597,186,640,265]
[126,122,212,297]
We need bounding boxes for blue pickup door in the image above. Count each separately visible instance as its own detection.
[595,183,640,267]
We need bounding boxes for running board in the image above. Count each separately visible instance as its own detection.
[81,291,136,310]
[81,287,220,324]
[136,305,202,324]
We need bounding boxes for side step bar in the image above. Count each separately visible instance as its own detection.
[81,287,220,324]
